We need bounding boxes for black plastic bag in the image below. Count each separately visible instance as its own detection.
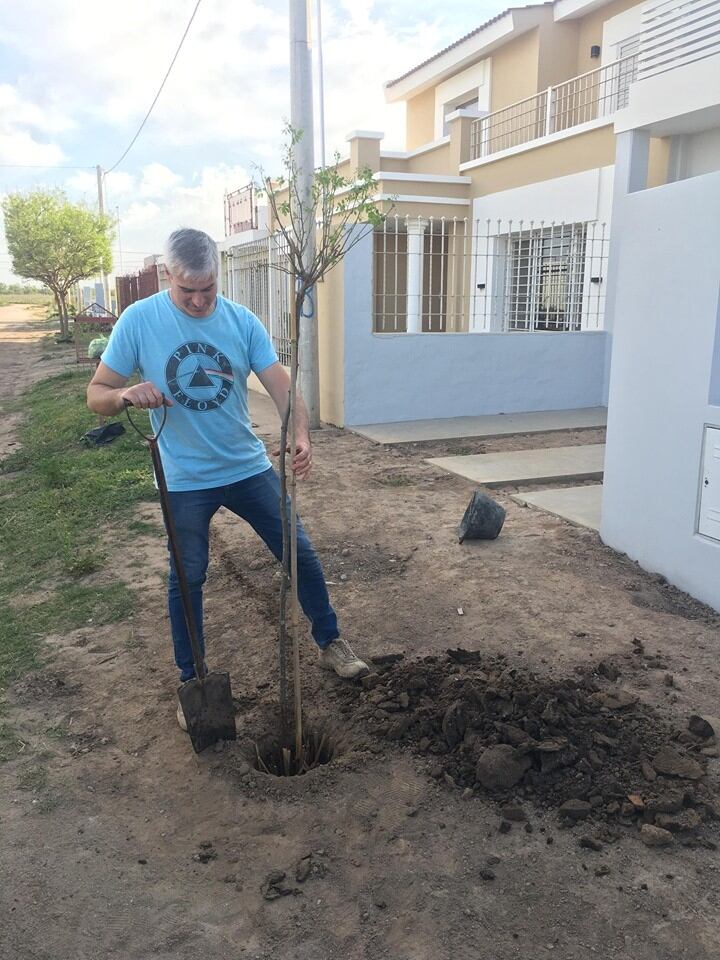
[458,491,506,543]
[80,422,126,447]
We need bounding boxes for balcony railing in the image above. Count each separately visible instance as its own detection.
[470,55,639,160]
[224,183,259,237]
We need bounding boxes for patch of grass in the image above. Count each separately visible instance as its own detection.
[0,370,155,741]
[375,473,415,487]
[0,582,135,690]
[44,723,70,740]
[0,720,22,762]
[126,518,163,536]
[0,293,53,308]
[17,764,48,793]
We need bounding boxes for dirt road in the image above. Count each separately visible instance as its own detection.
[1,308,719,960]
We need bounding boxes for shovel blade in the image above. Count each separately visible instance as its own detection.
[178,671,237,753]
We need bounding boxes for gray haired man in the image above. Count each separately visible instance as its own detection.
[88,228,368,730]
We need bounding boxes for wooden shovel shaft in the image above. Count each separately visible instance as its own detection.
[148,437,206,683]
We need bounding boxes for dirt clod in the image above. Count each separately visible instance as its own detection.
[652,746,705,781]
[477,745,532,791]
[640,825,674,848]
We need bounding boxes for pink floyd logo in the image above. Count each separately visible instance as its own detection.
[165,341,234,411]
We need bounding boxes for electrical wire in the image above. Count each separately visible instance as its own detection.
[105,0,204,174]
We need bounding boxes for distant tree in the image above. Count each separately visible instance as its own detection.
[0,282,48,295]
[2,190,113,339]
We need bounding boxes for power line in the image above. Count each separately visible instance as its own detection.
[105,0,204,174]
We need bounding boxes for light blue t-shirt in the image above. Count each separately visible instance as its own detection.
[103,291,278,491]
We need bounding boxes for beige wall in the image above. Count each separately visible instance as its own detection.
[648,137,670,188]
[468,124,616,195]
[378,199,472,220]
[402,142,454,176]
[376,176,469,201]
[489,29,541,111]
[406,88,436,151]
[316,257,345,426]
[381,155,410,173]
[537,19,581,89]
[576,0,640,75]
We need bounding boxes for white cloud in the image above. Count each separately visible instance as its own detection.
[0,130,65,166]
[104,161,251,277]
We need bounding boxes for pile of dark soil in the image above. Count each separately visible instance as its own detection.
[336,651,719,842]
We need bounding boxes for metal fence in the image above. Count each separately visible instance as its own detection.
[115,263,168,313]
[470,55,639,158]
[225,236,293,365]
[373,216,609,335]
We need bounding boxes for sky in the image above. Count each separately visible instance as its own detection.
[0,0,505,284]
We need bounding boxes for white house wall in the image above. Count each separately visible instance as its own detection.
[601,167,720,610]
[682,128,720,177]
[471,166,614,229]
[470,167,614,339]
[433,60,490,139]
[601,3,644,61]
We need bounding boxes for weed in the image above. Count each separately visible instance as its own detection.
[17,764,48,793]
[375,473,414,487]
[126,519,162,536]
[45,723,70,740]
[0,720,23,762]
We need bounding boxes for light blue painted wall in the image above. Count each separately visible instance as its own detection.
[342,231,609,426]
[601,162,720,611]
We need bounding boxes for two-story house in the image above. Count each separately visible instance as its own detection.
[220,0,672,428]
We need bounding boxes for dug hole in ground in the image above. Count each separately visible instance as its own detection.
[1,303,719,960]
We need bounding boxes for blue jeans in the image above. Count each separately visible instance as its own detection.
[165,466,339,682]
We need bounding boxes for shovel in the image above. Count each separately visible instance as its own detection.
[124,399,237,752]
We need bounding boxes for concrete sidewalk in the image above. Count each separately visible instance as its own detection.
[428,444,605,487]
[511,484,604,531]
[350,407,607,444]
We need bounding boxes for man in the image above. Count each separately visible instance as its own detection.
[88,228,368,731]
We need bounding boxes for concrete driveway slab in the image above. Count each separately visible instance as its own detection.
[350,407,607,444]
[428,444,605,487]
[511,484,604,531]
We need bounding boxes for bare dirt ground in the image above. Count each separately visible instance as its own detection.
[1,306,719,960]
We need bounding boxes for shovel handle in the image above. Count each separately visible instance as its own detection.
[123,397,168,441]
[125,398,206,683]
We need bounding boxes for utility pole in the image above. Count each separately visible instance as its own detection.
[116,206,124,274]
[316,0,326,169]
[96,165,110,311]
[289,0,320,428]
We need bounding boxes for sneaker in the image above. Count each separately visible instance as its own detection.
[176,699,188,732]
[318,638,369,679]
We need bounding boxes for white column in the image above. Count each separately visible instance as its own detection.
[406,219,427,334]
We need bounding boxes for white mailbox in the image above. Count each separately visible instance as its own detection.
[699,426,720,541]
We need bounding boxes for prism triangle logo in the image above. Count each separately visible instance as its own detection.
[165,341,235,411]
[188,363,215,389]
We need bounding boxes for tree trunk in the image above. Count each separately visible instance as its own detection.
[51,288,65,337]
[60,295,70,340]
[278,284,304,760]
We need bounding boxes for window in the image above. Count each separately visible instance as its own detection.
[615,35,640,110]
[505,224,587,332]
[442,94,479,136]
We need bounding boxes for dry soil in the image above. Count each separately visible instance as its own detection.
[1,304,719,960]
